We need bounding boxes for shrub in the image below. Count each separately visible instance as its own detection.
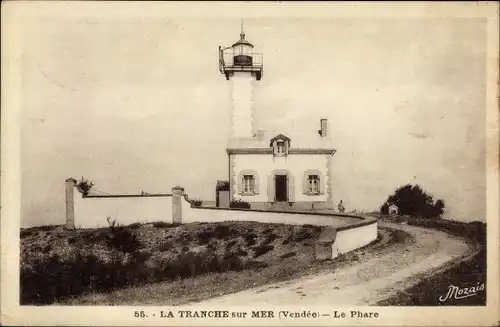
[230,199,251,209]
[293,229,312,242]
[280,251,297,259]
[281,234,293,245]
[207,241,218,251]
[234,247,248,256]
[20,229,34,238]
[214,225,237,239]
[128,222,142,229]
[158,241,174,252]
[220,255,245,272]
[226,239,238,249]
[76,177,94,196]
[105,217,141,253]
[21,238,260,304]
[252,244,274,258]
[244,233,258,246]
[380,184,445,218]
[152,221,179,228]
[196,230,215,245]
[245,260,268,270]
[262,233,278,245]
[36,225,57,231]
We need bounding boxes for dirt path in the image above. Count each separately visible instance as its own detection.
[191,222,473,306]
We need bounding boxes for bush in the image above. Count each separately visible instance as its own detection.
[105,217,141,253]
[230,199,251,209]
[226,239,238,249]
[196,230,216,245]
[293,229,312,242]
[207,241,218,251]
[280,251,297,259]
[380,184,445,218]
[281,234,293,245]
[20,229,34,238]
[158,241,174,252]
[252,244,274,258]
[262,233,278,245]
[128,222,142,229]
[152,221,179,228]
[21,239,258,304]
[234,247,248,256]
[244,233,258,246]
[76,177,94,196]
[245,260,268,270]
[20,250,149,305]
[214,225,238,239]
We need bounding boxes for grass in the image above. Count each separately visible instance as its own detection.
[376,215,486,306]
[21,218,408,306]
[60,228,403,306]
[60,227,405,306]
[20,221,325,305]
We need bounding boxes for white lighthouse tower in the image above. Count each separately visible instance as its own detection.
[219,22,263,139]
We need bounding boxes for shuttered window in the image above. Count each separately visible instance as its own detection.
[307,175,320,194]
[238,170,260,195]
[276,141,286,155]
[243,175,255,193]
[303,170,325,195]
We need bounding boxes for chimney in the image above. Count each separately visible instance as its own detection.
[319,118,328,137]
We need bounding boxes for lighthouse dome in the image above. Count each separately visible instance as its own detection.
[231,32,254,48]
[231,32,254,66]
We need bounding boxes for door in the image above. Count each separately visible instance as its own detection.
[275,175,288,202]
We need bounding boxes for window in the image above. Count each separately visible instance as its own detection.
[275,141,286,156]
[270,134,291,157]
[243,175,255,193]
[307,175,320,194]
[276,141,286,155]
[238,170,259,195]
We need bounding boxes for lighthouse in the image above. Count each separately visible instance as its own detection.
[219,22,263,139]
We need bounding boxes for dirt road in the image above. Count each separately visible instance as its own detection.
[191,222,474,306]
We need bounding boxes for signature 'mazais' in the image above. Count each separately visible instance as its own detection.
[439,282,485,302]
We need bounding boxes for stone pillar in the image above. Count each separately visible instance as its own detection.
[314,227,337,261]
[65,178,77,230]
[172,185,184,224]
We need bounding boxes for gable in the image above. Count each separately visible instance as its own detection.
[269,133,291,147]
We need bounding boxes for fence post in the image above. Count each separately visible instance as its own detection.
[172,185,184,224]
[65,178,77,230]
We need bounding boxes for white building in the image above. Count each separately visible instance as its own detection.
[219,26,336,210]
[388,204,399,216]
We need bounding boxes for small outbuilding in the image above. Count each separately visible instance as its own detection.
[388,204,399,216]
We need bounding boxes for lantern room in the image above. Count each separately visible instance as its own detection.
[219,23,263,80]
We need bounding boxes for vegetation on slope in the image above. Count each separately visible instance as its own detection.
[20,220,324,305]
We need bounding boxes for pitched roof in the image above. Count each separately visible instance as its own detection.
[227,129,335,151]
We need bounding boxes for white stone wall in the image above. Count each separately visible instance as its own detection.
[73,188,173,229]
[334,222,378,256]
[232,153,330,203]
[183,199,356,228]
[181,198,378,259]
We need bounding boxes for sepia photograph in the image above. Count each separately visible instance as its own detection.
[1,1,499,326]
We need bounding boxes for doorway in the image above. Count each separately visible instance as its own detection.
[275,175,288,202]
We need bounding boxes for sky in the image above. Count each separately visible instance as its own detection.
[17,9,487,227]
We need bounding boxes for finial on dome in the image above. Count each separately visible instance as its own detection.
[240,18,245,40]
